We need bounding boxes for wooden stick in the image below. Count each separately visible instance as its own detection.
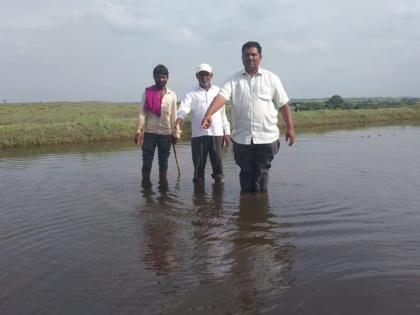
[172,142,181,177]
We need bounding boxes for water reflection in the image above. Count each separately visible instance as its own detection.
[231,193,296,312]
[192,182,225,215]
[191,183,233,281]
[140,188,182,275]
[137,183,296,313]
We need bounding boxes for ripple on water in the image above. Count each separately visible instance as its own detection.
[2,127,420,314]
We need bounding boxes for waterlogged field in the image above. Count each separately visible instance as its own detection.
[1,125,420,314]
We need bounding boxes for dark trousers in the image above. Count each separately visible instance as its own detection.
[191,136,224,182]
[142,133,172,176]
[233,139,280,192]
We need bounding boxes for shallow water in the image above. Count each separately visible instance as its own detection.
[1,126,420,314]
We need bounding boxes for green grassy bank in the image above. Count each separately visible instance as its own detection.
[283,104,420,131]
[0,101,137,149]
[1,101,420,149]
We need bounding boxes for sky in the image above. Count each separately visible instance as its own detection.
[1,0,420,102]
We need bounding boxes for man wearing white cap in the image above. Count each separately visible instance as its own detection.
[177,63,231,184]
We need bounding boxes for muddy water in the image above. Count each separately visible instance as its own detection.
[1,126,420,314]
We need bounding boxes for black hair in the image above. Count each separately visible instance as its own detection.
[153,64,169,76]
[242,41,262,55]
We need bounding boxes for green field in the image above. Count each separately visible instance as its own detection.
[1,101,420,149]
[0,101,138,149]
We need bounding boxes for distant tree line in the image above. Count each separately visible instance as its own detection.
[290,95,419,111]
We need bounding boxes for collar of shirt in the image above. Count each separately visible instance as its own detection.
[163,87,174,95]
[194,84,217,93]
[240,67,263,77]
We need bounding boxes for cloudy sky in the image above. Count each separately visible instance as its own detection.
[1,0,419,102]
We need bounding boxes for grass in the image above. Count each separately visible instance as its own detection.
[0,101,138,149]
[0,101,137,125]
[1,101,420,149]
[286,104,420,129]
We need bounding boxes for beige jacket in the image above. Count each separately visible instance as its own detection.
[136,87,181,138]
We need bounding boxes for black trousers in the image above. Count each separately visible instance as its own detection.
[191,136,224,183]
[232,139,280,192]
[142,133,172,175]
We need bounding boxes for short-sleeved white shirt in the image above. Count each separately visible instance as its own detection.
[218,68,289,144]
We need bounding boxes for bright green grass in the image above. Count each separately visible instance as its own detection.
[1,101,420,149]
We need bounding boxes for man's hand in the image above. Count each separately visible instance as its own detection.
[280,104,295,146]
[172,136,179,145]
[134,132,143,146]
[201,116,212,129]
[176,118,183,126]
[223,134,231,149]
[285,127,295,146]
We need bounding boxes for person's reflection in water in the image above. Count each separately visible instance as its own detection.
[192,182,207,208]
[141,174,171,194]
[140,186,180,275]
[192,182,233,281]
[192,182,224,215]
[231,192,295,312]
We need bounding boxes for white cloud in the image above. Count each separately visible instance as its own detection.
[389,0,420,16]
[94,1,157,31]
[269,38,330,54]
[1,0,419,101]
[165,26,201,44]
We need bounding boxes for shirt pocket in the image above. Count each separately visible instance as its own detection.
[259,86,273,101]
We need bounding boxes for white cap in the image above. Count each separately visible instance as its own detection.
[196,63,212,73]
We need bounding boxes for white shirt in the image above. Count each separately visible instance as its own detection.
[218,68,289,144]
[178,85,231,138]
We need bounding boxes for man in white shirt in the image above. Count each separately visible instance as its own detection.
[177,63,231,184]
[201,42,295,193]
